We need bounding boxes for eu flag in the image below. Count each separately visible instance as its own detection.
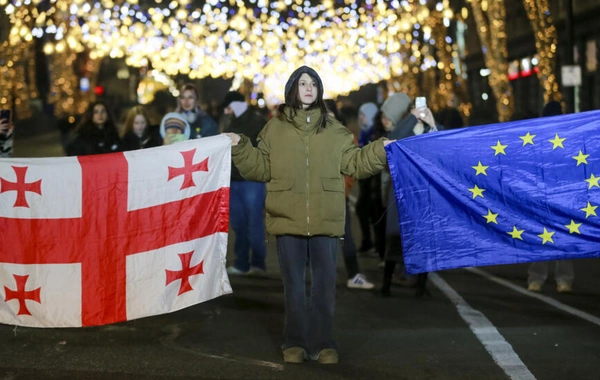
[386,110,600,274]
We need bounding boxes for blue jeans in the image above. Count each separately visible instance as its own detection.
[276,235,338,358]
[230,181,267,271]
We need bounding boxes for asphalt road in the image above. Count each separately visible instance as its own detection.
[1,131,600,379]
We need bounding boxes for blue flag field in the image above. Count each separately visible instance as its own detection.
[386,110,600,274]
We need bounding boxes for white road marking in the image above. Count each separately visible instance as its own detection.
[466,267,600,328]
[430,273,536,380]
[160,324,284,371]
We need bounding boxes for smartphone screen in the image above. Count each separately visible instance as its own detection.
[0,109,10,122]
[415,97,427,109]
[0,110,11,136]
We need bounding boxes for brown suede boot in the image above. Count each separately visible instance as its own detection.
[316,349,339,364]
[282,347,306,363]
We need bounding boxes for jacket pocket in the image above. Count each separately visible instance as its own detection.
[266,178,295,219]
[267,178,294,192]
[321,177,345,221]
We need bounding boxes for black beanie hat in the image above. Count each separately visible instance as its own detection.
[221,91,245,108]
[284,66,323,104]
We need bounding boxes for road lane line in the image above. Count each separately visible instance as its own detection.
[465,267,600,328]
[430,273,536,380]
[160,324,284,371]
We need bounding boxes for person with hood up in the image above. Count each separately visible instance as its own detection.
[221,91,268,276]
[379,92,438,298]
[176,83,218,138]
[226,66,394,365]
[159,112,191,145]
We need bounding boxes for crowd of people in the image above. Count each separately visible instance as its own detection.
[0,65,575,365]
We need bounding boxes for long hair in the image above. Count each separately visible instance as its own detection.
[123,105,150,137]
[175,83,200,113]
[277,72,329,132]
[76,101,116,134]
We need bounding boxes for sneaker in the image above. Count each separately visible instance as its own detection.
[316,348,339,364]
[248,266,267,277]
[283,347,306,363]
[527,282,542,292]
[347,273,375,290]
[557,283,572,293]
[226,266,249,275]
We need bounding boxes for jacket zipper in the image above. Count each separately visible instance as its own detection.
[306,111,310,236]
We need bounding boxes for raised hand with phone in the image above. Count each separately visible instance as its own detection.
[410,97,437,132]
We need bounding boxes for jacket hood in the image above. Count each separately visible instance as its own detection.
[159,112,191,139]
[284,66,324,104]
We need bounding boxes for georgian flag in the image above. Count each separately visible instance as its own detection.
[0,136,232,327]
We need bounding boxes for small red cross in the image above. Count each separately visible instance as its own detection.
[168,149,209,190]
[4,274,42,316]
[0,166,42,208]
[165,251,204,295]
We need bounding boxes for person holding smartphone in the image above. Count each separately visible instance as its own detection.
[0,109,14,158]
[379,93,439,297]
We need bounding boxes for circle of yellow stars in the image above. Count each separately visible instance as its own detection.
[468,131,595,245]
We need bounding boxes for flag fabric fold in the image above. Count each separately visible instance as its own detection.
[0,136,232,327]
[387,110,600,274]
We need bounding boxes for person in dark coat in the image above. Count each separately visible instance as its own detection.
[66,101,121,156]
[176,83,218,138]
[120,105,162,151]
[221,91,269,276]
[324,99,375,290]
[379,93,439,297]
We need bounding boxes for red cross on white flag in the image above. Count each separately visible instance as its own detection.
[0,136,232,327]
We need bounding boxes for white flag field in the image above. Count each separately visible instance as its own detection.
[0,135,233,327]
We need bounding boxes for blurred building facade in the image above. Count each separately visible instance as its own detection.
[456,0,600,124]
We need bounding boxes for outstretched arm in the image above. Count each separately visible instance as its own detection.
[227,131,271,182]
[340,130,390,179]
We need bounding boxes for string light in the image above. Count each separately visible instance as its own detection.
[523,0,562,103]
[0,41,35,120]
[470,0,514,122]
[4,0,457,105]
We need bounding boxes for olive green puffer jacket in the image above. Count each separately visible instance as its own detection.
[231,107,388,237]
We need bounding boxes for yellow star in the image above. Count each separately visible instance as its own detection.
[468,185,485,199]
[572,150,589,166]
[585,174,600,189]
[472,161,489,176]
[483,209,498,224]
[537,228,555,244]
[581,201,598,218]
[507,226,524,240]
[519,132,536,146]
[565,220,582,234]
[491,141,507,156]
[549,134,566,150]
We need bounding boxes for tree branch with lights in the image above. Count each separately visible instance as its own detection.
[523,0,562,102]
[470,0,514,122]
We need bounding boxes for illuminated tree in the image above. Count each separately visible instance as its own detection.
[523,0,562,102]
[470,0,514,122]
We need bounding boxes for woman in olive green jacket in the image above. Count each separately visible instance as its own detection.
[226,66,393,365]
